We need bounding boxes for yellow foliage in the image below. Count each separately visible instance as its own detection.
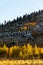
[21,26,27,30]
[27,43,33,55]
[19,51,23,58]
[24,22,36,26]
[3,44,8,54]
[34,44,39,55]
[10,46,14,55]
[29,22,36,26]
[40,48,43,54]
[0,47,3,51]
[13,46,18,50]
[0,43,43,59]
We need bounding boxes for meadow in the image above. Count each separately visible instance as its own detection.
[0,59,43,65]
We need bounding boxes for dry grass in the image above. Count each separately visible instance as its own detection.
[0,59,43,65]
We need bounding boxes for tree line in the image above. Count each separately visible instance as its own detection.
[0,43,43,59]
[1,10,43,27]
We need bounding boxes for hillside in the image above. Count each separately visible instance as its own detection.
[0,10,43,47]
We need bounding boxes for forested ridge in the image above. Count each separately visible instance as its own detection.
[0,10,43,49]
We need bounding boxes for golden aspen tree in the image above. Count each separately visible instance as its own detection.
[19,51,23,59]
[33,44,39,58]
[26,43,33,59]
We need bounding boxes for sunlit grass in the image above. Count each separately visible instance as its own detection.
[0,60,43,65]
